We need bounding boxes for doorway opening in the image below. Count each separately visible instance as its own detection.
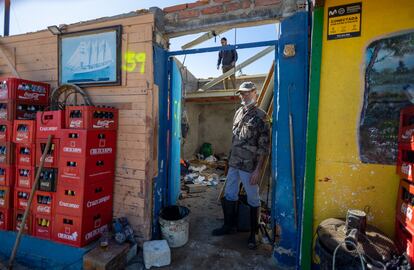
[164,24,279,268]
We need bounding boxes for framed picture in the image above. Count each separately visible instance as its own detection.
[59,25,122,86]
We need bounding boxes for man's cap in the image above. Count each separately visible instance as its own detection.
[236,81,257,94]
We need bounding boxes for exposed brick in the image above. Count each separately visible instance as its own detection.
[179,9,200,19]
[201,5,224,15]
[254,0,281,7]
[187,1,207,8]
[242,0,252,9]
[226,2,242,12]
[163,3,188,13]
[214,0,232,3]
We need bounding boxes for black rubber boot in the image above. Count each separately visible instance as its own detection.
[212,198,237,236]
[248,206,260,249]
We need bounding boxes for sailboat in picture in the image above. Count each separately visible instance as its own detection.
[66,39,113,76]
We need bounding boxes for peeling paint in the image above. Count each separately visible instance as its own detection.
[274,246,295,257]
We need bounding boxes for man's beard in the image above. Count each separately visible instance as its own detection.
[241,99,255,107]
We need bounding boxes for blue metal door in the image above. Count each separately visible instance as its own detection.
[168,60,182,205]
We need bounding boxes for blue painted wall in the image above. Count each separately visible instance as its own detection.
[152,45,168,238]
[272,11,309,268]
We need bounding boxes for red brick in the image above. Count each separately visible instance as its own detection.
[214,0,232,3]
[187,1,208,8]
[255,0,281,7]
[164,3,188,13]
[201,5,224,15]
[242,0,252,9]
[179,9,200,19]
[226,2,242,11]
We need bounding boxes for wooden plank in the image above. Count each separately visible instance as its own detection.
[127,24,153,43]
[17,69,57,82]
[5,36,56,49]
[118,133,146,142]
[0,44,18,77]
[116,157,146,170]
[119,110,146,118]
[89,94,147,104]
[0,30,51,43]
[118,125,146,134]
[117,150,146,161]
[115,167,146,179]
[15,45,57,56]
[66,13,154,33]
[16,62,57,73]
[85,87,148,96]
[257,62,275,105]
[117,140,146,150]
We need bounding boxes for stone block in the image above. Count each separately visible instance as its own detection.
[143,240,171,269]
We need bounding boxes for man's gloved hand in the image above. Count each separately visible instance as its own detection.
[250,169,260,185]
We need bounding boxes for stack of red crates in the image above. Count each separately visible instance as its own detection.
[0,120,14,232]
[396,106,414,265]
[29,111,65,239]
[0,78,50,234]
[53,106,117,247]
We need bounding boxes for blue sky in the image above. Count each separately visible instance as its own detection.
[0,0,276,78]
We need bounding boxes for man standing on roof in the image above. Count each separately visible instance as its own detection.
[212,82,270,250]
[217,37,238,90]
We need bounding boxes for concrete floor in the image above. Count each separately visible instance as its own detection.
[129,183,278,270]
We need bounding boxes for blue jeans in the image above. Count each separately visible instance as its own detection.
[224,167,260,207]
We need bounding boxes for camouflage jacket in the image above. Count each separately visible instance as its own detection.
[228,104,270,173]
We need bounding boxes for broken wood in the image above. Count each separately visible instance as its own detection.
[185,184,207,194]
[199,46,275,91]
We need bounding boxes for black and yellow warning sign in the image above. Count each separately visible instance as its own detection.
[327,3,362,40]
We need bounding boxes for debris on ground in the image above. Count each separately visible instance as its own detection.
[180,155,227,198]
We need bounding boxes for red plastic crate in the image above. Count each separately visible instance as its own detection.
[53,207,112,247]
[13,120,36,144]
[0,142,14,165]
[13,209,32,234]
[55,178,113,217]
[0,78,50,103]
[0,186,12,208]
[35,138,60,168]
[0,165,14,186]
[58,155,115,185]
[33,214,53,240]
[0,120,13,142]
[14,187,31,211]
[16,103,46,120]
[37,168,57,192]
[15,143,35,166]
[33,191,54,216]
[15,166,35,189]
[395,219,414,266]
[65,106,118,130]
[36,110,65,139]
[0,208,11,230]
[60,129,116,158]
[0,100,15,121]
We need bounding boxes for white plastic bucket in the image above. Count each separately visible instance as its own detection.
[159,205,190,248]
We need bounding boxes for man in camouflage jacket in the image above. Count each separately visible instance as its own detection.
[212,81,270,250]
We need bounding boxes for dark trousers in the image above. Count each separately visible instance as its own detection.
[222,65,236,90]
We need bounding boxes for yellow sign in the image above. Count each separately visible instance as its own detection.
[327,3,362,40]
[328,14,360,35]
[122,51,146,73]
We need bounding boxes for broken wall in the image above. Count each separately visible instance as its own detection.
[0,12,157,241]
[314,0,414,237]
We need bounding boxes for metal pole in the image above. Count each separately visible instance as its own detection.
[8,135,53,270]
[4,0,10,36]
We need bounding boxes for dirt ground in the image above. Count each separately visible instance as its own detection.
[128,182,278,270]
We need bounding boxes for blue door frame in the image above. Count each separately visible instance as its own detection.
[153,11,309,269]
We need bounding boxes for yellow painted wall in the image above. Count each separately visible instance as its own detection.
[315,0,414,236]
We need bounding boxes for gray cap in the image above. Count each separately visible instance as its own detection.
[236,81,257,94]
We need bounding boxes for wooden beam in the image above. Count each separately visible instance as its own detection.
[199,46,275,91]
[181,29,229,49]
[0,44,19,77]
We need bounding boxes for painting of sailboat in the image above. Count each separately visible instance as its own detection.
[60,27,121,85]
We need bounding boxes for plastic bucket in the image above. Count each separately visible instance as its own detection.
[159,205,190,248]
